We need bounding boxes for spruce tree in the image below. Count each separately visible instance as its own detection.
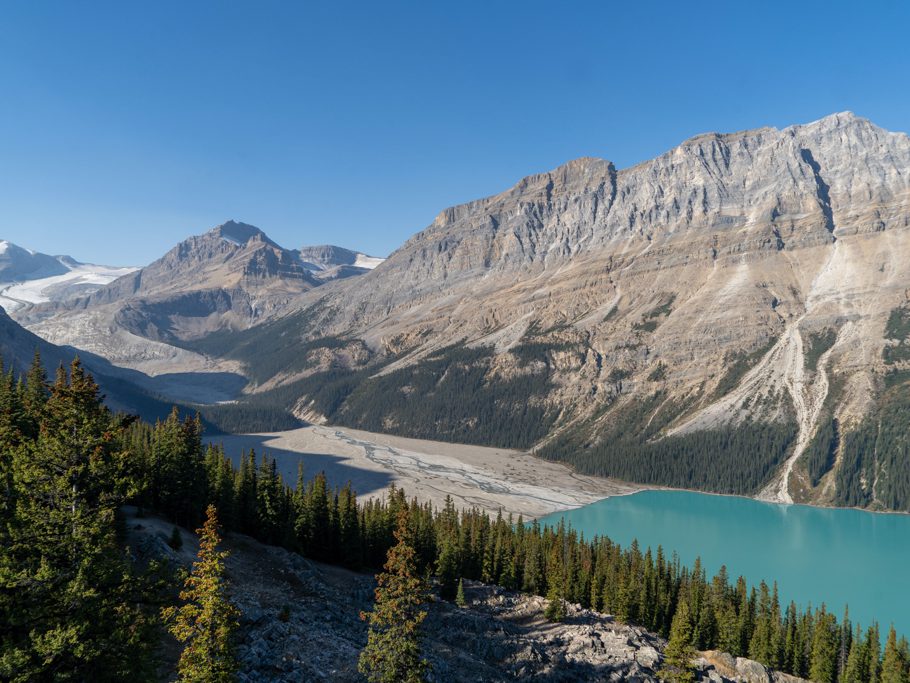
[359,510,430,683]
[21,348,47,437]
[436,536,460,601]
[455,578,466,608]
[162,505,239,683]
[338,483,362,569]
[842,624,867,683]
[881,625,909,683]
[810,607,839,683]
[544,541,567,622]
[0,358,153,680]
[544,577,568,622]
[660,599,697,683]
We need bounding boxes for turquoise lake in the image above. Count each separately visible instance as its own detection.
[536,490,910,637]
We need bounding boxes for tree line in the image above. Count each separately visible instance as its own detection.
[2,352,909,682]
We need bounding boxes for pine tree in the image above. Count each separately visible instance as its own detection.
[338,482,362,569]
[153,408,205,526]
[660,599,697,683]
[162,505,240,683]
[842,624,867,683]
[436,536,460,601]
[0,358,153,680]
[455,578,467,608]
[359,510,429,683]
[544,538,567,622]
[881,625,909,683]
[869,624,883,683]
[21,348,47,437]
[810,607,839,683]
[749,581,773,665]
[307,471,331,561]
[544,577,567,622]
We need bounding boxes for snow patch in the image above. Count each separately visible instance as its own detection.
[0,262,137,311]
[353,254,384,269]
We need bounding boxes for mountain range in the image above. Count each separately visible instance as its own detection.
[6,111,910,511]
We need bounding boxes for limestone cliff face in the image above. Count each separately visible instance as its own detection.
[289,112,910,505]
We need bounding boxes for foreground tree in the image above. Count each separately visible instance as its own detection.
[881,625,910,683]
[810,607,839,683]
[162,505,239,682]
[0,358,154,681]
[455,578,467,608]
[359,510,430,683]
[660,599,697,683]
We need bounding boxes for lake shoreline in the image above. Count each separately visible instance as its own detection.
[537,487,910,639]
[209,423,909,520]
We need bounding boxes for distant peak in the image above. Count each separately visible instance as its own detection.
[553,157,613,175]
[209,220,274,247]
[786,111,873,134]
[298,244,384,270]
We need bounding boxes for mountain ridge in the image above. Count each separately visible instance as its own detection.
[13,221,379,380]
[15,112,910,511]
[190,111,910,510]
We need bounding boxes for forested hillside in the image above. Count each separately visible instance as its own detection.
[2,355,907,681]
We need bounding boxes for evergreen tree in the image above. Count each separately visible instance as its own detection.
[881,625,909,683]
[810,607,839,683]
[359,510,430,683]
[455,578,466,608]
[337,483,362,569]
[21,348,47,437]
[544,537,567,622]
[162,505,240,683]
[153,408,205,526]
[867,624,883,683]
[544,578,567,622]
[749,581,774,665]
[0,358,153,680]
[660,599,697,683]
[842,624,867,683]
[436,536,460,601]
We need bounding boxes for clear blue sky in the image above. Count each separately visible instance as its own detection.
[1,1,908,265]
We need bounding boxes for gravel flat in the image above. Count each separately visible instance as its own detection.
[209,425,639,519]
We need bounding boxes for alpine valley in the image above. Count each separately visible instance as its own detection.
[11,112,910,512]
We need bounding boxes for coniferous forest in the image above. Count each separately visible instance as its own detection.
[1,354,908,682]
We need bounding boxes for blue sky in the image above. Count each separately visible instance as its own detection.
[0,1,908,265]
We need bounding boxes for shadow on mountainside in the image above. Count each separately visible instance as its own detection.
[205,433,395,497]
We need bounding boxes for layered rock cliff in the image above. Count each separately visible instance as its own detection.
[215,112,910,508]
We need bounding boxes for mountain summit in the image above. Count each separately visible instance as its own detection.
[14,221,373,370]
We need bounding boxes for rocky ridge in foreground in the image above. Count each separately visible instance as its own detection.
[129,509,806,683]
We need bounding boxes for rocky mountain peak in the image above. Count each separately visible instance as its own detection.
[210,220,276,248]
[0,240,70,281]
